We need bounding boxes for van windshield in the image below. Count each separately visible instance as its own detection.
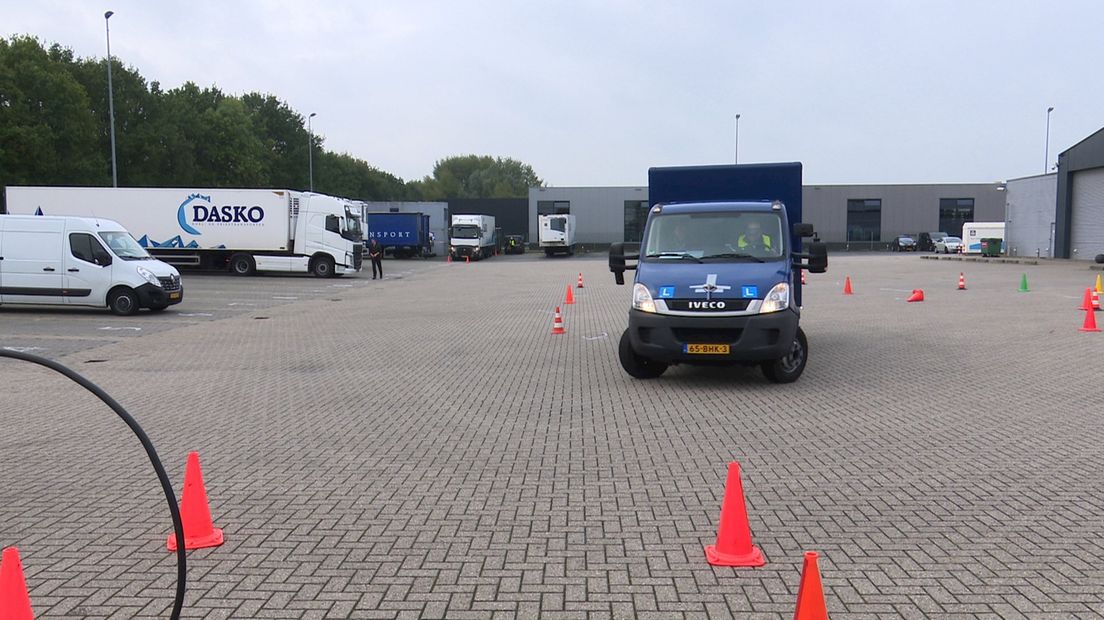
[99,231,151,260]
[644,212,784,261]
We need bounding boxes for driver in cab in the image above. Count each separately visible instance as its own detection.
[737,219,773,253]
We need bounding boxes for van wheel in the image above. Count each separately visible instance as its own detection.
[230,253,255,276]
[108,288,140,316]
[311,256,335,278]
[761,327,808,384]
[618,330,667,379]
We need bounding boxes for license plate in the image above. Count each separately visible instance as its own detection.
[169,292,181,300]
[685,343,729,355]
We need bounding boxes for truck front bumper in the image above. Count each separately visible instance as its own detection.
[627,307,798,364]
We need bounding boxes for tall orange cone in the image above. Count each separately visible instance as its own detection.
[1080,287,1092,311]
[1079,306,1101,333]
[842,277,853,295]
[551,307,565,335]
[577,273,585,289]
[957,272,966,290]
[704,462,765,567]
[907,289,924,302]
[792,551,829,620]
[0,547,35,620]
[167,452,224,551]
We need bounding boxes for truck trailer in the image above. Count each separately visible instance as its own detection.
[609,163,827,383]
[362,211,431,258]
[4,187,363,277]
[539,214,577,256]
[449,214,496,260]
[961,222,1005,254]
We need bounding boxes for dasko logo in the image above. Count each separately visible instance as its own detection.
[176,193,265,236]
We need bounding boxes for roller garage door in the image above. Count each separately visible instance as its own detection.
[1071,166,1104,259]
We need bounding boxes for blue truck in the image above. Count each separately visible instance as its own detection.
[363,212,432,258]
[608,163,828,383]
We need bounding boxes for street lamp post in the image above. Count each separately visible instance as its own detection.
[734,114,741,164]
[1044,106,1054,174]
[105,11,118,187]
[308,112,317,192]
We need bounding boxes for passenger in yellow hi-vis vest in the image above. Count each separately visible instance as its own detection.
[737,220,772,252]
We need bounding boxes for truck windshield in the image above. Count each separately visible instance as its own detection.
[98,231,152,260]
[549,218,566,233]
[451,225,480,239]
[644,212,784,261]
[344,209,362,240]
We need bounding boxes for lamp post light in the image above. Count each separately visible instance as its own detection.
[105,10,118,187]
[1044,106,1054,174]
[308,112,317,192]
[734,114,741,164]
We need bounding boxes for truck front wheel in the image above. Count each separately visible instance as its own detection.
[618,330,667,379]
[761,327,808,384]
[311,256,335,278]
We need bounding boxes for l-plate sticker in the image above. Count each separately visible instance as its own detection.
[741,286,758,298]
[658,286,675,299]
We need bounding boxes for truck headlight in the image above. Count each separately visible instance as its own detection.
[632,283,656,313]
[136,266,161,287]
[759,282,789,314]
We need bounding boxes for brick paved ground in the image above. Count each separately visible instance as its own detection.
[2,254,1103,619]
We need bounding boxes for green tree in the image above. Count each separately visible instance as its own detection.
[315,151,419,200]
[241,93,311,189]
[417,155,542,199]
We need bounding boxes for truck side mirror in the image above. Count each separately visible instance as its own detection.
[793,223,815,238]
[806,242,828,273]
[609,242,640,286]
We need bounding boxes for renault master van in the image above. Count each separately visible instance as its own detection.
[0,215,183,315]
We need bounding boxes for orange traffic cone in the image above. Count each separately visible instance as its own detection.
[465,255,470,264]
[1080,287,1092,311]
[577,273,585,289]
[843,277,853,295]
[447,254,452,264]
[792,551,829,620]
[907,289,924,302]
[1079,306,1101,333]
[1093,289,1101,312]
[0,547,34,620]
[167,452,224,551]
[551,307,565,335]
[704,462,765,567]
[565,284,575,305]
[957,273,966,290]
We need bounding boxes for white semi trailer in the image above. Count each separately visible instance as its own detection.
[5,187,363,277]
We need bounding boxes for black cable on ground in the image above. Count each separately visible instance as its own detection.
[0,348,186,620]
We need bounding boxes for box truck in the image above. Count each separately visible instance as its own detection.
[449,214,496,260]
[362,212,432,258]
[4,187,363,277]
[608,163,828,383]
[961,222,1005,254]
[539,214,577,256]
[0,214,183,315]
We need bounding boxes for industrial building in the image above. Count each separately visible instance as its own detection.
[1055,127,1104,260]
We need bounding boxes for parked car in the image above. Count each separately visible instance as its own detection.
[503,234,526,254]
[934,236,963,253]
[891,235,917,251]
[917,231,949,252]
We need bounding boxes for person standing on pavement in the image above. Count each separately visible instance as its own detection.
[368,238,383,279]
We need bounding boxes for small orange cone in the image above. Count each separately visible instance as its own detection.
[551,307,565,335]
[1079,306,1101,333]
[0,547,35,620]
[957,273,966,290]
[1093,289,1101,312]
[792,551,829,620]
[577,273,585,289]
[465,255,470,264]
[843,277,853,295]
[704,461,765,567]
[1080,287,1092,311]
[565,284,575,305]
[447,254,452,264]
[907,289,924,302]
[167,452,224,551]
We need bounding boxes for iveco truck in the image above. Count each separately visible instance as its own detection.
[449,214,496,260]
[609,163,827,383]
[5,187,363,277]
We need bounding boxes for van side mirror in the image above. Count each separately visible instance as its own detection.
[805,242,828,273]
[793,223,815,238]
[609,242,640,286]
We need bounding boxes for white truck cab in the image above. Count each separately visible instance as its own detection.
[0,215,183,315]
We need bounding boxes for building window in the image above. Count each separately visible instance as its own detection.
[537,200,570,215]
[846,199,881,242]
[938,198,974,235]
[623,200,649,242]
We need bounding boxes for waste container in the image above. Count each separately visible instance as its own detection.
[980,238,1002,257]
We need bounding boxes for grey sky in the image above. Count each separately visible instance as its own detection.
[4,1,1102,186]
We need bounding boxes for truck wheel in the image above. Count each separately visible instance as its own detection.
[618,330,667,379]
[230,253,255,276]
[311,256,335,278]
[108,287,140,316]
[761,327,808,384]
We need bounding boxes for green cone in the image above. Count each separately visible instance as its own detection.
[1019,273,1029,292]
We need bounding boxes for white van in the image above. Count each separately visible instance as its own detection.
[0,215,183,315]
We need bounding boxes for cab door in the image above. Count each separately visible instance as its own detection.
[64,231,115,307]
[0,218,66,305]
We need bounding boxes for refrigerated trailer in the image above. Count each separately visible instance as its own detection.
[4,187,363,277]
